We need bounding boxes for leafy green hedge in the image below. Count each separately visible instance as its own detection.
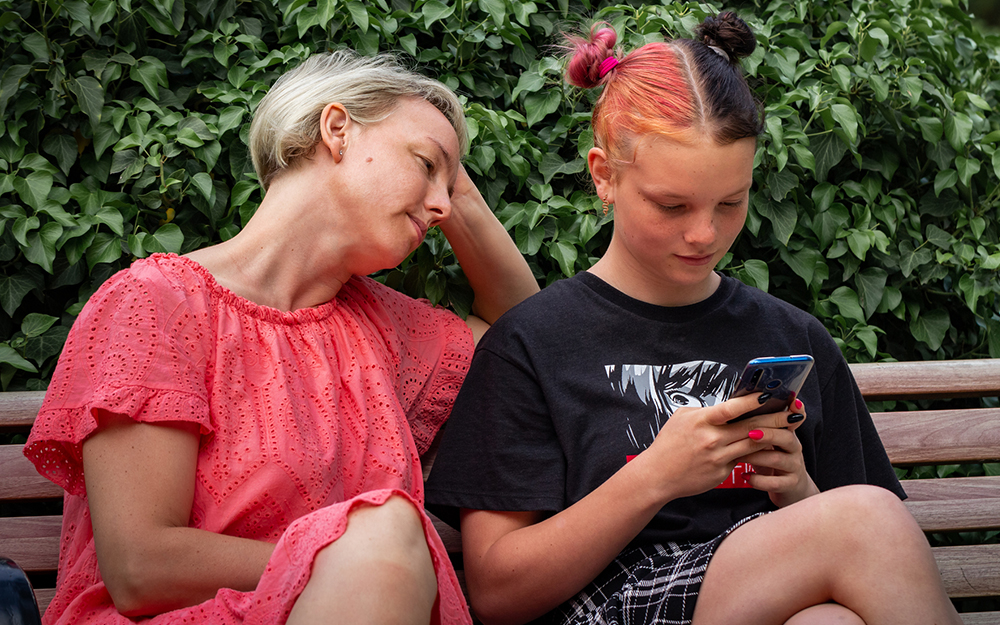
[1,0,999,391]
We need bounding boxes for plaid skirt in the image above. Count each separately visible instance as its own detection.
[543,514,764,625]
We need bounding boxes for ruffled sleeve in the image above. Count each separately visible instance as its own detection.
[352,277,474,456]
[24,256,213,497]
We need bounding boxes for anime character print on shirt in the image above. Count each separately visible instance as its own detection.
[606,360,756,488]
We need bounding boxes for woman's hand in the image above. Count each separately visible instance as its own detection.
[438,166,538,334]
[739,400,820,507]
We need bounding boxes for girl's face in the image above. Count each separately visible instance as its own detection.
[590,133,756,306]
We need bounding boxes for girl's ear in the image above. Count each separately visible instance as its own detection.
[319,103,350,163]
[588,147,615,204]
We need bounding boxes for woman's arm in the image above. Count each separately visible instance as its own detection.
[460,393,791,625]
[83,410,275,617]
[439,167,538,327]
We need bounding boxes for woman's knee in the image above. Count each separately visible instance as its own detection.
[317,495,434,574]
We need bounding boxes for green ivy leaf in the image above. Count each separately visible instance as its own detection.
[830,103,858,144]
[739,259,769,292]
[130,56,168,99]
[524,90,561,128]
[910,308,949,351]
[855,268,887,319]
[20,313,58,338]
[811,132,848,182]
[915,117,943,143]
[0,273,38,316]
[148,223,184,253]
[42,134,77,175]
[753,195,797,245]
[23,222,63,274]
[933,169,958,196]
[829,286,864,323]
[68,76,105,128]
[346,1,369,33]
[549,240,577,277]
[943,112,973,153]
[86,232,123,269]
[421,0,455,29]
[22,325,69,367]
[955,156,980,188]
[0,344,37,373]
[830,65,851,92]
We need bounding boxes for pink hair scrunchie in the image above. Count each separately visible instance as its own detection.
[598,57,619,78]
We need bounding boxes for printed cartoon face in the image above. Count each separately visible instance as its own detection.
[607,360,738,451]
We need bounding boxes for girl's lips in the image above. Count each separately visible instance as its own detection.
[676,254,715,266]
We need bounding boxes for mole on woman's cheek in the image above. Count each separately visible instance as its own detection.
[366,157,373,163]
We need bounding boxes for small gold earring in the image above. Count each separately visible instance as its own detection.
[601,197,611,216]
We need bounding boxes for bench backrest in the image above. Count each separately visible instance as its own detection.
[2,360,999,619]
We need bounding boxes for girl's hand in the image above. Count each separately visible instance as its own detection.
[637,393,800,502]
[740,400,819,507]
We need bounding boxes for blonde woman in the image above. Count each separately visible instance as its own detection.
[25,50,537,625]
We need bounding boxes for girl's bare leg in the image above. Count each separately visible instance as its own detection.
[692,484,960,625]
[784,604,865,625]
[287,495,438,625]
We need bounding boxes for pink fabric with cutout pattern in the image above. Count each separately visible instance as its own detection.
[24,253,473,624]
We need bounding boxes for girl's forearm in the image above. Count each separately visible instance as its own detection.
[465,456,678,625]
[440,173,538,324]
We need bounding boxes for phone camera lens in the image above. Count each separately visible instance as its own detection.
[766,379,782,389]
[750,370,763,386]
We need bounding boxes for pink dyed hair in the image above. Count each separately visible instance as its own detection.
[565,17,762,176]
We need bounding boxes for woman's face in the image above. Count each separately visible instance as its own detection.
[593,134,756,305]
[333,97,460,274]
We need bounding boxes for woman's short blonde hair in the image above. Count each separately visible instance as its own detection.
[249,50,468,189]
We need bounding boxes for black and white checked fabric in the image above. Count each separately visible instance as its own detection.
[547,514,764,625]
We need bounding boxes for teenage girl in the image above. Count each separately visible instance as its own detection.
[425,13,961,625]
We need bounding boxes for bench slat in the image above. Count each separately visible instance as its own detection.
[851,360,1000,400]
[903,476,1000,502]
[935,544,1000,598]
[872,408,1000,464]
[35,588,55,616]
[906,498,1000,532]
[960,613,1000,625]
[0,445,63,500]
[0,391,44,429]
[0,516,62,572]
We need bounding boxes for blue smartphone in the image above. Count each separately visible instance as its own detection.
[728,355,815,423]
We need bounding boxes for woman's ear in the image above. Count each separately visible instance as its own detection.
[588,147,614,204]
[319,103,350,163]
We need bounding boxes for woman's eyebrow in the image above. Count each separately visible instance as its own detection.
[427,137,459,194]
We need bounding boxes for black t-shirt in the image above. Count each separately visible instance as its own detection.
[425,272,904,547]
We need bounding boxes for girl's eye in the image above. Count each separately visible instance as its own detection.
[420,157,434,172]
[657,204,683,211]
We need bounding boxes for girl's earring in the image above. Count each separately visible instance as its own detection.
[601,196,612,217]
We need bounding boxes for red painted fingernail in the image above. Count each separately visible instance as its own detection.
[748,429,764,441]
[793,398,804,410]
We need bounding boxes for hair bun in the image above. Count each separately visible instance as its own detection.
[564,25,619,89]
[696,11,756,62]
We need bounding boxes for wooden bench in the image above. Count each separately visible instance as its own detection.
[2,359,999,622]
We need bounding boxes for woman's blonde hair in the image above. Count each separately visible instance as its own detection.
[249,50,468,189]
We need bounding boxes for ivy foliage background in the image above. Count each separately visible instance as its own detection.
[0,0,999,392]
